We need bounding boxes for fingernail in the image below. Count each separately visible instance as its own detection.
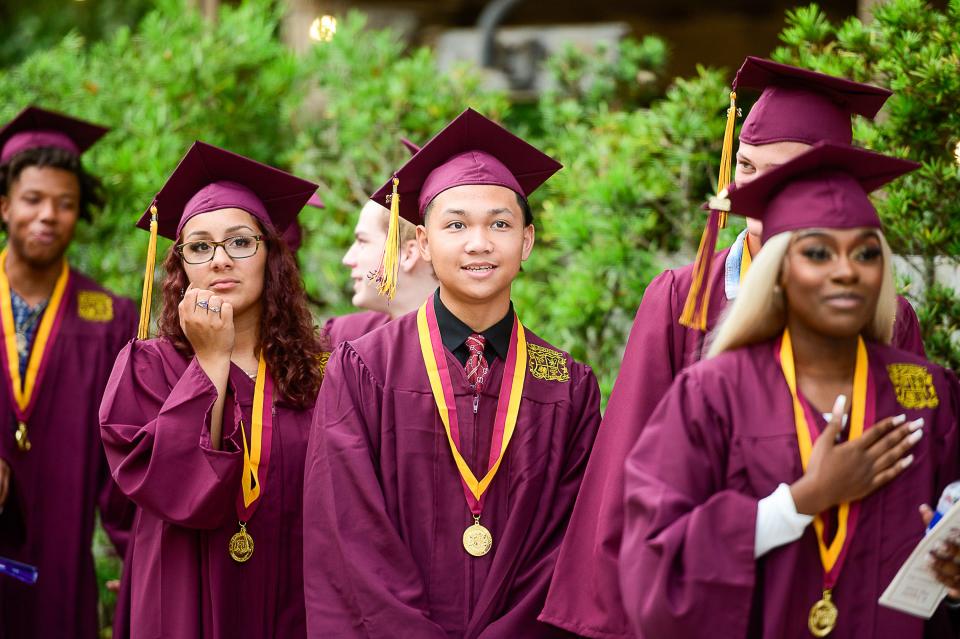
[892,414,907,426]
[833,394,847,415]
[901,454,914,469]
[909,418,924,431]
[908,429,924,445]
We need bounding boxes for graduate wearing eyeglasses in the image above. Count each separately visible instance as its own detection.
[99,142,327,639]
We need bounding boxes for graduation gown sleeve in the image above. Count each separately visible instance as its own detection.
[99,339,243,530]
[303,344,449,639]
[619,367,757,639]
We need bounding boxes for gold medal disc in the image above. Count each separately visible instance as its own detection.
[228,523,254,563]
[462,522,493,557]
[808,590,838,637]
[15,421,31,452]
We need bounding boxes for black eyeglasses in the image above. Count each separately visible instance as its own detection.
[176,235,263,264]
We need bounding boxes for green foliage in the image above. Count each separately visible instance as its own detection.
[772,0,960,367]
[916,282,960,372]
[285,12,509,314]
[0,0,301,301]
[517,56,734,395]
[0,0,153,67]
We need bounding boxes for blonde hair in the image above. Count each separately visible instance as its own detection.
[373,202,418,244]
[706,230,897,358]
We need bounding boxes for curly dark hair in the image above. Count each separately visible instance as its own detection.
[156,220,329,410]
[0,146,104,221]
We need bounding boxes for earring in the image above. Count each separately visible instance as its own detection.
[773,284,782,295]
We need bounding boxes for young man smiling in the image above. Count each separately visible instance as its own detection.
[303,108,601,638]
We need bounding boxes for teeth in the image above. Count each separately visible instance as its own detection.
[465,266,493,271]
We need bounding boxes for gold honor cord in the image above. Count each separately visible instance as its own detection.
[0,248,70,451]
[229,352,273,563]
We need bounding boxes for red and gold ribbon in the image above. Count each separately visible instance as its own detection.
[0,247,71,450]
[417,296,526,515]
[777,328,874,588]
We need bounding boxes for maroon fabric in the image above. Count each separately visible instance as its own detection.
[0,271,136,639]
[369,109,561,223]
[724,143,919,241]
[303,313,600,638]
[541,247,926,639]
[322,310,391,346]
[136,141,317,241]
[0,106,108,163]
[619,339,960,638]
[100,338,313,639]
[734,56,891,146]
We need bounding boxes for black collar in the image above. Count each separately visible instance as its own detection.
[433,291,513,366]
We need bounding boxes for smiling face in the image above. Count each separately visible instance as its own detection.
[1,165,80,268]
[780,227,884,339]
[417,184,533,309]
[178,208,268,318]
[342,201,390,312]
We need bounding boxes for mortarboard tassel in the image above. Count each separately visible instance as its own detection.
[716,91,738,229]
[679,92,739,331]
[137,205,158,340]
[372,177,401,300]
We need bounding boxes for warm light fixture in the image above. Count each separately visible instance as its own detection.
[309,15,337,42]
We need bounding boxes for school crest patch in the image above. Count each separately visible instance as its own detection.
[527,343,570,382]
[318,351,331,377]
[77,291,114,322]
[887,363,939,409]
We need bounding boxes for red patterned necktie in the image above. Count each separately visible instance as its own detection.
[465,333,488,394]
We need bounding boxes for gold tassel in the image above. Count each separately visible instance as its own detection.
[716,91,738,229]
[137,205,158,340]
[374,177,401,300]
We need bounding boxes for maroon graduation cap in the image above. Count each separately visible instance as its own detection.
[137,141,317,241]
[724,142,918,241]
[0,105,109,163]
[734,56,892,146]
[370,108,561,224]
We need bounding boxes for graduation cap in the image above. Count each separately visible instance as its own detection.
[722,142,918,240]
[735,56,891,147]
[368,108,561,298]
[135,141,317,339]
[0,105,109,163]
[681,57,893,330]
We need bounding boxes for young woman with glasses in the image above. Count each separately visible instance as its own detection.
[99,142,328,639]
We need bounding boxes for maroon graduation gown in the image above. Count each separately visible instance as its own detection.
[100,338,313,639]
[303,311,601,638]
[0,270,136,639]
[323,310,390,345]
[619,339,960,639]
[541,245,927,638]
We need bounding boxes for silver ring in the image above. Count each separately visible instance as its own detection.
[196,300,209,309]
[208,306,221,313]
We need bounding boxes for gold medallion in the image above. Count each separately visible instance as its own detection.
[228,522,254,563]
[808,590,838,637]
[462,516,493,557]
[15,421,30,452]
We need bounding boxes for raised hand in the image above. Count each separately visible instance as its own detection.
[791,395,923,516]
